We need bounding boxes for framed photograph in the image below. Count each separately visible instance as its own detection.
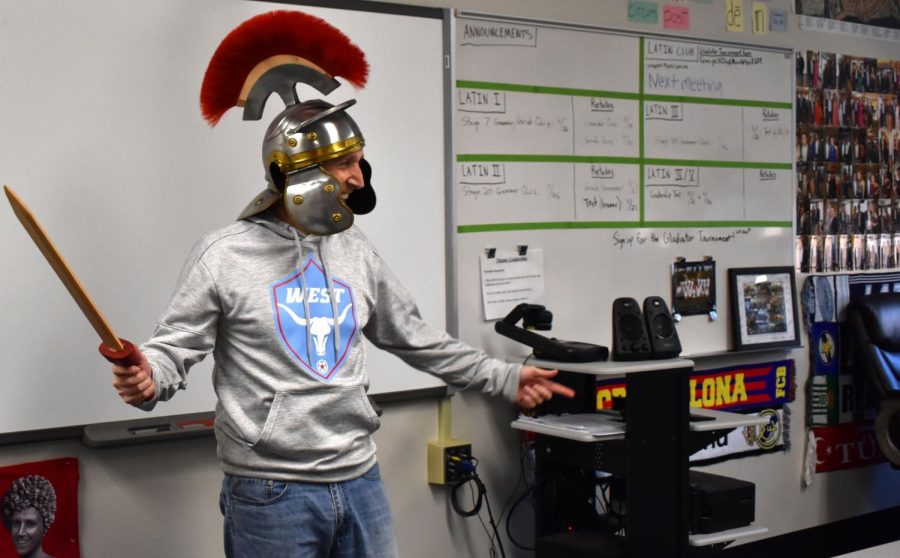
[728,266,800,351]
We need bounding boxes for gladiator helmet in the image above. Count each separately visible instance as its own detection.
[200,10,375,235]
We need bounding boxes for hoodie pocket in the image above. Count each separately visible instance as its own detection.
[251,385,380,461]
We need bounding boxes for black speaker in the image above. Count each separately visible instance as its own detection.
[612,297,652,361]
[643,296,682,359]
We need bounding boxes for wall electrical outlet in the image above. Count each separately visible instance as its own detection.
[427,438,472,485]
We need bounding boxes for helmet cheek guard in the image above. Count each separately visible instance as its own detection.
[282,167,353,235]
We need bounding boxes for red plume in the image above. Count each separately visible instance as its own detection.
[200,10,368,126]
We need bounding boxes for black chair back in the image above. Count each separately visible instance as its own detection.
[847,293,900,467]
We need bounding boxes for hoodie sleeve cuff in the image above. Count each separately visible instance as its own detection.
[501,363,521,402]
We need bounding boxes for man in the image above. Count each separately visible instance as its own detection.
[110,10,573,558]
[797,132,809,162]
[1,476,57,558]
[826,202,841,235]
[808,132,820,163]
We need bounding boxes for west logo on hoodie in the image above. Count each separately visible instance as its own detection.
[270,258,357,381]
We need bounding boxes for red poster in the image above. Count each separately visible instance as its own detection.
[0,458,79,558]
[813,421,887,473]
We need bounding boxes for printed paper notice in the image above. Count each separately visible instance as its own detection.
[769,8,788,32]
[480,248,545,321]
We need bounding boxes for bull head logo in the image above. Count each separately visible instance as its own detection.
[277,303,353,356]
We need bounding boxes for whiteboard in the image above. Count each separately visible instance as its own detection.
[0,0,447,437]
[451,14,794,360]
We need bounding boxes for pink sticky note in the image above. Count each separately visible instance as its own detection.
[663,5,690,30]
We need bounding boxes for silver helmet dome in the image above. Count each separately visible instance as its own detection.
[237,99,368,235]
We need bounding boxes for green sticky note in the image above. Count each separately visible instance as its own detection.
[628,0,659,24]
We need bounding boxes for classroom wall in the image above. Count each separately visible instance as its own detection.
[3,1,900,557]
[442,0,900,550]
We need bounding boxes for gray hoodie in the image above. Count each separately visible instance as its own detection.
[140,211,519,482]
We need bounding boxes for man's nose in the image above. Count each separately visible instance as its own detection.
[346,164,364,189]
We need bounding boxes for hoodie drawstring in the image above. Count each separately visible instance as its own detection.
[320,237,342,358]
[289,227,315,367]
[289,227,342,364]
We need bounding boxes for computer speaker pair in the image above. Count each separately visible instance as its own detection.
[612,296,682,361]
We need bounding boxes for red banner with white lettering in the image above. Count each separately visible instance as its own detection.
[813,421,887,473]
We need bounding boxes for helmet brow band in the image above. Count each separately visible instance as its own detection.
[271,137,364,172]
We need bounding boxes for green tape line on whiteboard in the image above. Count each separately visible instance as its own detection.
[639,39,645,221]
[457,154,791,170]
[457,220,792,233]
[456,81,792,110]
[642,94,791,109]
[642,159,793,170]
[456,80,640,100]
[457,154,641,165]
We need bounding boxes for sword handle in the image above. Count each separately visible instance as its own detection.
[98,339,141,367]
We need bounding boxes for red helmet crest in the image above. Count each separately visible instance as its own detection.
[199,10,368,126]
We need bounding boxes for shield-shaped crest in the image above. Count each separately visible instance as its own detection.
[271,257,357,381]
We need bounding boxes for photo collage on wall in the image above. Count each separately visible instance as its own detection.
[796,50,900,272]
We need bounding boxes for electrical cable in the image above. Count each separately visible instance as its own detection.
[449,459,507,558]
[481,475,506,558]
[504,482,537,551]
[468,481,497,556]
[449,470,485,517]
[501,432,540,551]
[497,355,551,551]
[596,477,625,534]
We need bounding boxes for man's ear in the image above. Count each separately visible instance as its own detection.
[347,158,376,215]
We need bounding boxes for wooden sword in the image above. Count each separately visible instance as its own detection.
[4,185,139,366]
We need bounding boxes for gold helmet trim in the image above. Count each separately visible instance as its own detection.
[268,136,364,174]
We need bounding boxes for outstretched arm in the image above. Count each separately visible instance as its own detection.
[516,366,575,410]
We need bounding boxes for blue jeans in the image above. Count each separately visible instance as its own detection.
[219,463,398,557]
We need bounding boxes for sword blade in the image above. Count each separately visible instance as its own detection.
[4,185,124,352]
